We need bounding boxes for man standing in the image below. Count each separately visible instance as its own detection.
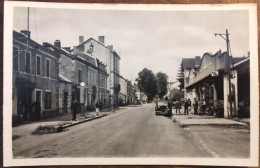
[34,100,41,121]
[184,99,189,115]
[193,98,198,115]
[175,99,181,114]
[71,99,79,121]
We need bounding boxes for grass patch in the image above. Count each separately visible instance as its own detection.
[32,121,75,135]
[32,125,62,135]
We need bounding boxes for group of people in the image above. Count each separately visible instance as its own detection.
[173,98,199,115]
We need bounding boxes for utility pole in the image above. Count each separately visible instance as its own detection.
[214,29,233,118]
[27,7,29,51]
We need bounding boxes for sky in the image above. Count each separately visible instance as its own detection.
[13,7,249,85]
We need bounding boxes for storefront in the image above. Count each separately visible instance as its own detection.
[183,51,250,118]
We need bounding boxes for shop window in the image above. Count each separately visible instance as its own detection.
[45,91,52,109]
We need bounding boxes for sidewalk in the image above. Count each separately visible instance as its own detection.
[171,108,249,128]
[12,107,122,137]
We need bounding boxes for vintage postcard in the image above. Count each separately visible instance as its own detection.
[3,1,259,167]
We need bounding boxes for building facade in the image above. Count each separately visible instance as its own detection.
[182,50,250,118]
[72,36,121,108]
[119,76,128,105]
[12,30,60,123]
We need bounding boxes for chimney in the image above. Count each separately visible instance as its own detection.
[79,36,84,44]
[54,40,61,49]
[107,45,113,50]
[98,36,105,44]
[62,47,71,53]
[20,30,30,39]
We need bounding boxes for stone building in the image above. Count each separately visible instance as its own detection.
[72,36,121,108]
[119,76,128,105]
[43,41,103,113]
[12,30,60,123]
[97,58,109,108]
[181,50,250,118]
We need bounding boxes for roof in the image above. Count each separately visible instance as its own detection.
[72,37,121,59]
[233,57,250,69]
[42,42,76,60]
[232,57,247,64]
[182,58,197,69]
[13,30,59,58]
[59,74,72,83]
[75,52,96,66]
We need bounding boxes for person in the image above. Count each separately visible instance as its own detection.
[99,101,102,111]
[184,99,189,115]
[175,99,181,114]
[71,99,79,121]
[33,100,42,121]
[187,99,191,114]
[193,98,198,115]
[167,99,173,116]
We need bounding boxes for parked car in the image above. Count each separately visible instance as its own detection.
[155,101,172,116]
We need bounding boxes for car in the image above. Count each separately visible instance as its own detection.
[155,101,172,116]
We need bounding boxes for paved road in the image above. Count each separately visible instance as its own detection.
[13,103,249,158]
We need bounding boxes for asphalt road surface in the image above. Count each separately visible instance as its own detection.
[13,103,249,158]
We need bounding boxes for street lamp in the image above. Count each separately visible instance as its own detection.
[214,29,233,118]
[79,82,86,114]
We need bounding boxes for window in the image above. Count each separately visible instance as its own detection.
[46,59,50,77]
[13,47,19,70]
[25,52,31,73]
[91,73,94,84]
[45,91,52,109]
[93,73,96,84]
[36,55,41,75]
[88,71,91,85]
[78,69,82,83]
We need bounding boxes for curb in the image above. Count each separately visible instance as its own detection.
[61,114,107,130]
[172,116,250,128]
[179,122,249,128]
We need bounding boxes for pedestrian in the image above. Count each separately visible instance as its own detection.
[71,99,79,121]
[167,99,173,116]
[193,98,199,115]
[99,101,102,111]
[175,98,181,114]
[184,99,189,115]
[187,99,191,115]
[34,100,41,121]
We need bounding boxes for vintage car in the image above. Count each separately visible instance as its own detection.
[155,101,172,116]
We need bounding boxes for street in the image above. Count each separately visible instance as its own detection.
[13,103,250,158]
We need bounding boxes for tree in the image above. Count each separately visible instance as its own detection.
[176,63,184,90]
[136,68,158,101]
[170,88,184,101]
[156,72,168,99]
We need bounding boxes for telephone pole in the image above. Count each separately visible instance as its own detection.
[214,29,233,118]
